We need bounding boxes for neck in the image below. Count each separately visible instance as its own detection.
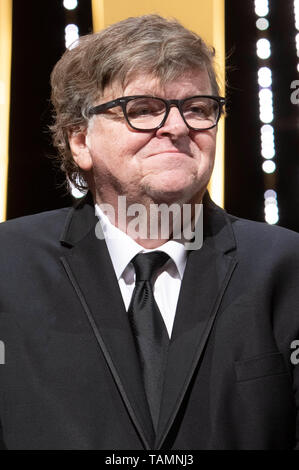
[94,190,204,249]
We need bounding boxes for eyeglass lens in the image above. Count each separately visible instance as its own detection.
[125,97,219,130]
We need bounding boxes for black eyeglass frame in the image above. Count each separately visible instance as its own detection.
[88,95,226,131]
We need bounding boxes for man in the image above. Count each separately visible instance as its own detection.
[0,14,298,450]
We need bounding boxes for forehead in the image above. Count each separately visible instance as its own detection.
[102,68,213,101]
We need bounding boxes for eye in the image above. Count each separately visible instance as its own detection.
[126,98,165,119]
[183,98,217,120]
[190,105,206,115]
[129,106,152,117]
[184,103,208,117]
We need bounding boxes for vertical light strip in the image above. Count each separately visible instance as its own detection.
[63,0,79,50]
[294,0,299,71]
[63,0,87,199]
[209,0,225,208]
[255,0,279,224]
[92,0,105,32]
[0,0,12,222]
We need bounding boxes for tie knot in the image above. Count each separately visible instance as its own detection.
[131,251,170,282]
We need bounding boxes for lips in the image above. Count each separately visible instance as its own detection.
[147,150,191,157]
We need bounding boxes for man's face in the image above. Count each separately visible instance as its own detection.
[70,69,217,206]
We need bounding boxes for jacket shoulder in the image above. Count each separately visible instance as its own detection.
[0,207,71,246]
[224,210,299,256]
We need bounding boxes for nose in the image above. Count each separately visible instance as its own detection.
[155,105,189,139]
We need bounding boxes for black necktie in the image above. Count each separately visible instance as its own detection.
[128,251,170,430]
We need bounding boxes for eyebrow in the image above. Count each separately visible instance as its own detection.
[124,89,159,96]
[122,89,210,99]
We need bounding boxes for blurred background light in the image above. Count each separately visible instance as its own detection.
[264,189,277,199]
[262,160,276,173]
[265,208,279,225]
[257,38,271,59]
[255,0,269,17]
[259,88,274,123]
[261,124,275,158]
[256,18,269,30]
[65,23,79,49]
[258,67,272,87]
[295,0,299,30]
[68,179,87,199]
[63,0,78,10]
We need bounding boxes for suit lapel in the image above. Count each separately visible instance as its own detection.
[60,195,155,449]
[156,197,238,448]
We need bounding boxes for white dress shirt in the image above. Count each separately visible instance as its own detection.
[95,204,188,338]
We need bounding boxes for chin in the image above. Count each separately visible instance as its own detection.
[145,182,199,204]
[142,171,209,203]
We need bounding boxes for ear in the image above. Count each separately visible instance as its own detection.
[68,129,93,171]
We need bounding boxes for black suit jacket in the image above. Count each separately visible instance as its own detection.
[0,192,298,450]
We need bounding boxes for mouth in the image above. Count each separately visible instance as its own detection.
[147,150,191,158]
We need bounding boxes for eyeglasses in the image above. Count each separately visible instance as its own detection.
[88,95,225,132]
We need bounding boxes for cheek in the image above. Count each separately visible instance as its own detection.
[89,131,153,177]
[193,132,216,156]
[93,123,152,158]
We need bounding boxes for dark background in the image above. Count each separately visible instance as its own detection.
[7,0,299,232]
[7,0,92,217]
[225,0,299,231]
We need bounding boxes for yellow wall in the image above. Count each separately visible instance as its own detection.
[92,0,225,206]
[0,0,12,222]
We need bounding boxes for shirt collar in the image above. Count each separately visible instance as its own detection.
[95,204,187,280]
